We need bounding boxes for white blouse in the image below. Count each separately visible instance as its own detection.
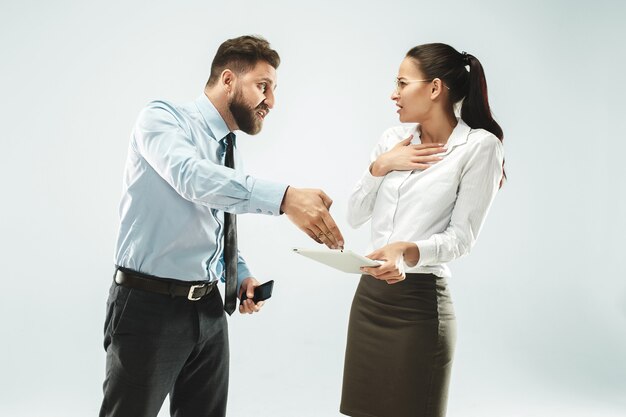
[347,119,504,278]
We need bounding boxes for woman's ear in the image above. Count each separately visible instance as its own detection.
[430,78,444,100]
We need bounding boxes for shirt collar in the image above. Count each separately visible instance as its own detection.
[415,118,471,154]
[445,118,471,151]
[195,93,232,142]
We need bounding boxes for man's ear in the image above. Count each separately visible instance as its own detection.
[221,69,235,94]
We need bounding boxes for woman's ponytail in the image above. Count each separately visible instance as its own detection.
[460,53,503,141]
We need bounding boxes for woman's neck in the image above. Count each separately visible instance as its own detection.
[419,110,458,144]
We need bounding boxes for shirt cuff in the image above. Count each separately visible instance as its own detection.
[249,178,288,216]
[358,168,385,194]
[414,239,437,267]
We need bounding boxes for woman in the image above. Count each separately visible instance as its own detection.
[340,43,504,417]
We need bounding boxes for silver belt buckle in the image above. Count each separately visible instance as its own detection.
[187,283,207,301]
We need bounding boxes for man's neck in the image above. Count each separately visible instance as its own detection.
[203,88,237,132]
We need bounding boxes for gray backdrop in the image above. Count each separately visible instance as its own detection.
[1,0,625,416]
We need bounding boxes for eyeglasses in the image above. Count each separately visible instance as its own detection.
[393,78,450,93]
[394,78,432,93]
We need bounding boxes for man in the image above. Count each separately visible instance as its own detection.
[100,35,344,417]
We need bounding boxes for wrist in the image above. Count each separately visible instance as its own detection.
[370,158,388,177]
[279,186,292,214]
[401,242,420,267]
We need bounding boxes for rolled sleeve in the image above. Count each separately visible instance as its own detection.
[249,178,288,216]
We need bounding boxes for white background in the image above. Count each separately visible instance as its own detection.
[1,1,625,416]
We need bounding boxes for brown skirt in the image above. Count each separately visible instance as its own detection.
[340,274,457,417]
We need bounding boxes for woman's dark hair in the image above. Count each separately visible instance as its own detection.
[406,43,505,182]
[406,43,503,141]
[206,35,280,86]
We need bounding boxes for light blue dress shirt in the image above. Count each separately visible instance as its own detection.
[115,94,288,285]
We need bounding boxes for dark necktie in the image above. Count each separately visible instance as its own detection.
[223,133,238,315]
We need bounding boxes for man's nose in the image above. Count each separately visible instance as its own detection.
[264,90,275,109]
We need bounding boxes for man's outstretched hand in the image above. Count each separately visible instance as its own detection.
[280,187,344,249]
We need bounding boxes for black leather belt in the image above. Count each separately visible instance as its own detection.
[114,267,217,301]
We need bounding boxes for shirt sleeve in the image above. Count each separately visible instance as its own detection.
[217,250,252,289]
[237,251,253,288]
[414,135,504,266]
[133,101,287,216]
[346,133,388,228]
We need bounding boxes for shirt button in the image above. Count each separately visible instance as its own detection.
[256,209,262,213]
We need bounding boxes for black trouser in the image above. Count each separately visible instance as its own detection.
[100,280,229,417]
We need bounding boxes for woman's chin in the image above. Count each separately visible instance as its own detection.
[398,113,419,124]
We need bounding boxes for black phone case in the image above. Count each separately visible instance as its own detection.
[240,280,274,304]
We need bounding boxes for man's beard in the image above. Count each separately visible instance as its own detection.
[229,89,267,135]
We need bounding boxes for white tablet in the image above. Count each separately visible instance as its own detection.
[292,247,381,274]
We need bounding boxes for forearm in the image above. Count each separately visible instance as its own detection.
[346,167,384,228]
[369,158,390,177]
[414,228,473,266]
[236,252,253,289]
[168,160,286,215]
[138,139,287,215]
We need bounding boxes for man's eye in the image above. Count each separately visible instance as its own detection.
[259,83,267,93]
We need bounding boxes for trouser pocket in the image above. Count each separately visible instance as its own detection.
[103,282,133,350]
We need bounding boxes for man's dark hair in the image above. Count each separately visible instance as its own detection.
[206,35,280,86]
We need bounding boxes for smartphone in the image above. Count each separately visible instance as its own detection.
[240,280,274,304]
